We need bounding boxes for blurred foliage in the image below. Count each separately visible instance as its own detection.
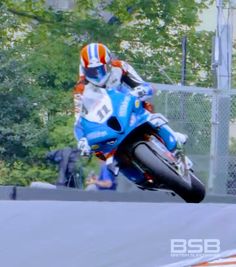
[1,0,230,186]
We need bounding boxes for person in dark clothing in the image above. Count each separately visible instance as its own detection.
[46,147,83,188]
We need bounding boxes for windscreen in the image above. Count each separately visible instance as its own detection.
[81,87,113,123]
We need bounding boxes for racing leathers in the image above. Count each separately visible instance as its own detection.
[73,59,186,155]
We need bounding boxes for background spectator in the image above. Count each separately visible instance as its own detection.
[85,162,117,191]
[46,147,84,188]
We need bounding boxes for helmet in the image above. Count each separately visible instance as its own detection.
[80,43,111,86]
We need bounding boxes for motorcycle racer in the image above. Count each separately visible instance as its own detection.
[73,43,187,156]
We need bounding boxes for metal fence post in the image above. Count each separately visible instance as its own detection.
[209,1,233,194]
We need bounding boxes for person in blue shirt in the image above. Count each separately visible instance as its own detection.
[85,163,117,191]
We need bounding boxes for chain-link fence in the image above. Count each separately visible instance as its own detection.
[227,92,236,194]
[152,84,236,195]
[232,6,236,89]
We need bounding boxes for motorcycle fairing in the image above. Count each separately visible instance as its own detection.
[80,88,149,153]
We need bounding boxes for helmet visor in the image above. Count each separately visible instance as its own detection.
[84,65,107,81]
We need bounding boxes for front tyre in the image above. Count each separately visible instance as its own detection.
[134,144,205,203]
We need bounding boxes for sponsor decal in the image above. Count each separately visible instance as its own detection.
[129,114,136,126]
[135,100,140,108]
[119,96,130,117]
[87,131,107,140]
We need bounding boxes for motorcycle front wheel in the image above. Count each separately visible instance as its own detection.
[133,143,205,203]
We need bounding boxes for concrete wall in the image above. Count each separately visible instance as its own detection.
[1,186,236,203]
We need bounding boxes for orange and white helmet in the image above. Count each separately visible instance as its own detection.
[80,43,112,86]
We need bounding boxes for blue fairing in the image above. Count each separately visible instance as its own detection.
[79,89,148,153]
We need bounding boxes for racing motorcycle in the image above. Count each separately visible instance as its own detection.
[78,86,205,203]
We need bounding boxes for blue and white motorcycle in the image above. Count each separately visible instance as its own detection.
[77,86,205,203]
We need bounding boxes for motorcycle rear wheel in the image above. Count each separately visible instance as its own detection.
[134,143,205,203]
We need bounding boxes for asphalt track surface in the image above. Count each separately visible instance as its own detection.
[0,200,236,267]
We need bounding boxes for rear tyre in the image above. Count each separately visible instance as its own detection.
[134,144,205,203]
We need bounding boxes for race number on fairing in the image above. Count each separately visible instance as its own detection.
[82,88,113,123]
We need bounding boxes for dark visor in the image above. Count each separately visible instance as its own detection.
[84,65,106,79]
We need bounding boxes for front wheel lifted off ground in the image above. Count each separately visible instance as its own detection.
[134,144,205,203]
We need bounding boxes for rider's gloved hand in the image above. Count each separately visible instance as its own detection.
[131,83,153,101]
[77,137,91,156]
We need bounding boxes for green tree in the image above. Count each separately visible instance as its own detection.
[106,0,214,86]
[0,0,216,185]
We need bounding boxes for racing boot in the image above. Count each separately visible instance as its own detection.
[175,132,188,146]
[148,113,188,154]
[173,132,188,159]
